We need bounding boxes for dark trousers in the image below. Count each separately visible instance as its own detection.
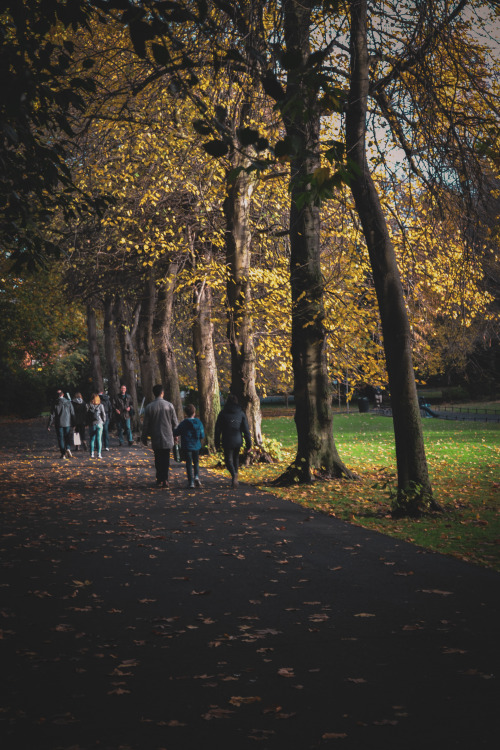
[223,444,241,479]
[56,426,72,456]
[154,448,170,483]
[186,450,200,484]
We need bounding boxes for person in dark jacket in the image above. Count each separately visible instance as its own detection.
[141,384,178,488]
[214,394,251,488]
[71,392,88,451]
[98,390,112,451]
[47,390,75,458]
[113,384,134,446]
[173,404,205,488]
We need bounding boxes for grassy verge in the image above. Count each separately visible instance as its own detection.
[207,413,500,572]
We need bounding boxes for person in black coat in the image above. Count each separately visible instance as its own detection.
[71,392,88,451]
[214,394,252,488]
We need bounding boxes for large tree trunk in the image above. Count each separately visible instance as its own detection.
[224,152,263,446]
[114,295,140,429]
[136,273,157,405]
[346,0,438,514]
[191,244,221,452]
[103,294,120,401]
[86,302,104,394]
[153,265,183,420]
[277,0,354,483]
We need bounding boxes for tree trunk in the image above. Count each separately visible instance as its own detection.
[153,265,183,420]
[192,248,221,452]
[276,0,354,483]
[346,0,438,514]
[224,153,263,446]
[103,294,120,401]
[136,273,157,405]
[114,295,140,429]
[86,302,104,394]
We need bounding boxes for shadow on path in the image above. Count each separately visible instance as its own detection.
[0,419,498,749]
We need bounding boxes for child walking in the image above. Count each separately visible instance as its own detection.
[173,404,205,488]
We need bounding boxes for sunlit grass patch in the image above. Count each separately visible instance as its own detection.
[209,413,500,572]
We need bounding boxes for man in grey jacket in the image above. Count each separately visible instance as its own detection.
[141,384,178,488]
[47,390,75,458]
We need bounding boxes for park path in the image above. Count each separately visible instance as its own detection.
[0,418,498,750]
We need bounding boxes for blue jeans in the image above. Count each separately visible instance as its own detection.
[56,426,72,456]
[186,450,200,484]
[89,423,103,456]
[117,417,133,444]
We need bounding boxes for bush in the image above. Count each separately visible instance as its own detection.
[0,368,47,418]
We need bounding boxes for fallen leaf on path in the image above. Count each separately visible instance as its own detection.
[202,707,234,720]
[229,696,262,706]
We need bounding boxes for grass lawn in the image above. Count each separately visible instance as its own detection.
[210,413,500,572]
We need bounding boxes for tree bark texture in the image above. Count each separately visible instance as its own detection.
[346,0,436,512]
[86,302,104,394]
[136,273,157,405]
[153,266,183,420]
[224,153,263,446]
[192,258,221,452]
[103,294,120,401]
[114,295,140,429]
[279,0,353,482]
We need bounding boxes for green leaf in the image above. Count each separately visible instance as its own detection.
[236,127,260,146]
[324,140,345,163]
[203,140,229,157]
[214,105,227,123]
[151,43,170,66]
[262,72,286,101]
[193,119,212,135]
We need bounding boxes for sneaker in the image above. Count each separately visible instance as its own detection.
[61,454,68,459]
[90,452,94,458]
[97,454,102,459]
[65,449,72,458]
[194,477,201,487]
[188,481,195,488]
[105,447,109,451]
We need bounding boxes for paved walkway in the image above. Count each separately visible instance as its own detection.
[0,419,498,749]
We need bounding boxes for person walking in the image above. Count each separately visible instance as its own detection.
[214,394,252,488]
[173,404,205,488]
[87,393,106,459]
[98,390,112,451]
[113,384,134,446]
[141,384,178,489]
[71,392,88,451]
[47,390,75,458]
